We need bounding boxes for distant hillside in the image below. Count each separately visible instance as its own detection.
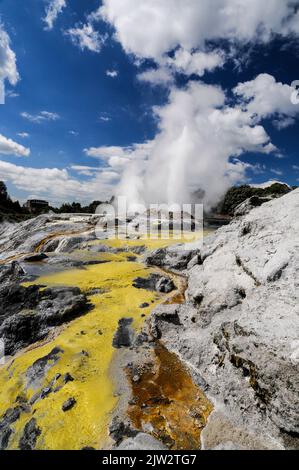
[217,182,294,216]
[249,180,292,189]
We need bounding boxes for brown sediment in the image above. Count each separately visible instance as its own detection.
[126,266,212,450]
[156,267,188,305]
[163,291,186,304]
[0,252,28,265]
[0,229,94,265]
[34,229,94,253]
[128,344,213,450]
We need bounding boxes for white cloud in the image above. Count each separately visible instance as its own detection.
[99,0,299,61]
[234,73,299,121]
[137,48,225,86]
[106,69,118,78]
[70,165,99,171]
[107,156,130,169]
[6,89,19,98]
[69,130,79,136]
[97,1,299,86]
[167,48,225,76]
[292,165,299,171]
[84,146,121,159]
[70,165,101,177]
[21,110,60,123]
[40,111,60,120]
[17,132,30,138]
[0,160,118,204]
[270,168,283,176]
[0,24,19,86]
[99,115,111,122]
[43,0,66,31]
[84,142,152,163]
[273,116,296,130]
[137,67,174,86]
[262,142,279,154]
[66,23,106,53]
[0,134,30,157]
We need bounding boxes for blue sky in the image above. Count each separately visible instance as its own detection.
[0,0,299,206]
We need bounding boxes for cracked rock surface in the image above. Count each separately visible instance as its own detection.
[0,284,91,356]
[147,189,299,450]
[0,213,99,261]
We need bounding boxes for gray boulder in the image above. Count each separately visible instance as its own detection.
[133,273,175,293]
[145,245,201,271]
[0,285,91,356]
[19,418,41,450]
[113,318,134,348]
[0,261,26,286]
[116,433,167,450]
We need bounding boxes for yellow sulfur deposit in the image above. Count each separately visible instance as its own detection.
[0,231,211,450]
[0,255,162,450]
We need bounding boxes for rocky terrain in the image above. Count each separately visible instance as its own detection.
[0,210,193,450]
[125,188,298,450]
[0,189,298,450]
[0,213,100,262]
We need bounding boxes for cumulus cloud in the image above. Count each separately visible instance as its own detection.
[137,67,174,86]
[43,0,66,30]
[84,142,152,164]
[99,0,299,60]
[138,49,225,86]
[97,1,299,85]
[70,165,99,171]
[167,48,225,76]
[66,23,106,53]
[0,134,30,157]
[234,73,299,122]
[20,110,60,123]
[273,116,296,130]
[4,3,299,206]
[0,160,118,204]
[137,48,224,86]
[0,24,19,86]
[70,164,101,177]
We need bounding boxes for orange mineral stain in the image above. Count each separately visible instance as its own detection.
[128,344,213,450]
